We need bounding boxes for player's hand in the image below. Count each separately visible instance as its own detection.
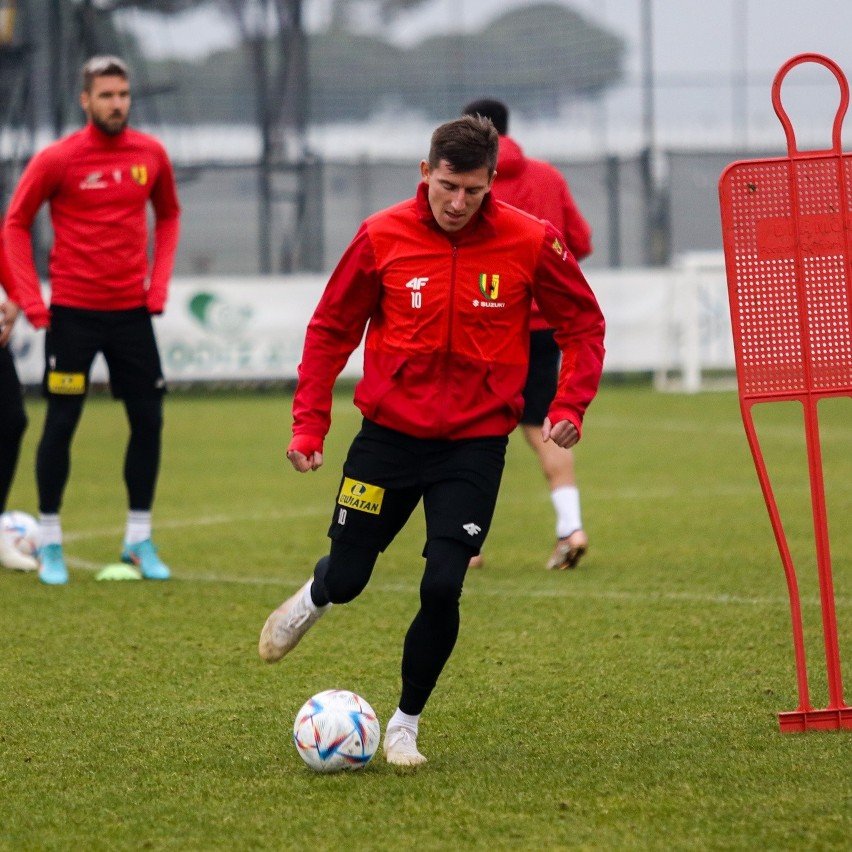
[287,448,324,472]
[287,434,324,472]
[0,300,19,347]
[542,416,579,449]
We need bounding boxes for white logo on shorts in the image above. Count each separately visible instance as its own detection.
[463,522,481,537]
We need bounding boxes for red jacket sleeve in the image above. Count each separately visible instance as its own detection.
[145,150,181,315]
[531,222,605,435]
[292,225,382,441]
[0,230,20,304]
[3,149,57,328]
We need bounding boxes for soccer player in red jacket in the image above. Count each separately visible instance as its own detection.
[4,55,181,585]
[463,98,593,571]
[0,234,36,571]
[258,116,605,766]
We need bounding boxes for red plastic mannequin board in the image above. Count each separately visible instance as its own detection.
[719,53,852,732]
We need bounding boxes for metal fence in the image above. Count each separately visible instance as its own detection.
[7,144,781,278]
[165,145,774,277]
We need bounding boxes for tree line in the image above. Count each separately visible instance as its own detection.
[146,3,625,125]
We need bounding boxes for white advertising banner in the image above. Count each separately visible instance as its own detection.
[9,276,364,386]
[8,267,733,389]
[152,277,362,382]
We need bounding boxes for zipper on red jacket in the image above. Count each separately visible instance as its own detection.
[446,244,458,347]
[439,243,459,433]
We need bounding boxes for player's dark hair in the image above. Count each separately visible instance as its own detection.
[81,55,129,93]
[461,98,509,136]
[428,115,499,175]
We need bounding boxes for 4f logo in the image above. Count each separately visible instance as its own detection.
[463,522,481,537]
[406,277,429,308]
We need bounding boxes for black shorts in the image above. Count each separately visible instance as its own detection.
[520,328,559,426]
[328,419,508,555]
[43,306,165,399]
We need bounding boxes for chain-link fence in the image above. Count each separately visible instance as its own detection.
[163,145,767,276]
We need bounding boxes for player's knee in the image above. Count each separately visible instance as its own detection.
[420,575,462,613]
[0,406,27,442]
[126,398,163,436]
[420,538,469,612]
[44,397,84,439]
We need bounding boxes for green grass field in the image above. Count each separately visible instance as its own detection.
[2,383,852,851]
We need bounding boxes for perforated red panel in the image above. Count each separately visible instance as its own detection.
[720,154,852,398]
[719,53,852,733]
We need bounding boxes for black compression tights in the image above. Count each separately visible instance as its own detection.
[37,395,163,514]
[313,536,474,716]
[0,399,27,512]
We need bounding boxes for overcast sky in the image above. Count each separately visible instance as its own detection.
[132,0,852,76]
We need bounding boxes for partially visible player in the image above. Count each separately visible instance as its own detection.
[0,231,36,571]
[4,55,181,585]
[463,98,594,571]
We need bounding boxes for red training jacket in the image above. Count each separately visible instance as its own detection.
[4,123,181,328]
[290,184,605,456]
[492,135,593,331]
[0,229,20,304]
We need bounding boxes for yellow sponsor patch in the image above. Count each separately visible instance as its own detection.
[47,372,86,395]
[337,477,384,515]
[552,237,564,255]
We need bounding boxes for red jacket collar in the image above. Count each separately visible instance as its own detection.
[414,181,498,242]
[84,122,128,147]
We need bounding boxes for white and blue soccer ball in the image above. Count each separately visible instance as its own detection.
[1,510,40,558]
[293,689,380,773]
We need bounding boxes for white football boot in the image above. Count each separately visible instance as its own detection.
[258,579,330,662]
[545,529,589,570]
[383,726,427,767]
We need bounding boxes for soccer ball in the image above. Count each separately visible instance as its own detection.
[1,511,40,558]
[293,689,380,773]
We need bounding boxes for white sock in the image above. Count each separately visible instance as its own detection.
[387,708,420,735]
[125,511,152,545]
[39,514,62,547]
[551,486,582,539]
[303,580,323,612]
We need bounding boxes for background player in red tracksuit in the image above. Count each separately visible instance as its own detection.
[0,233,36,571]
[258,116,605,767]
[4,55,181,585]
[463,98,593,572]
